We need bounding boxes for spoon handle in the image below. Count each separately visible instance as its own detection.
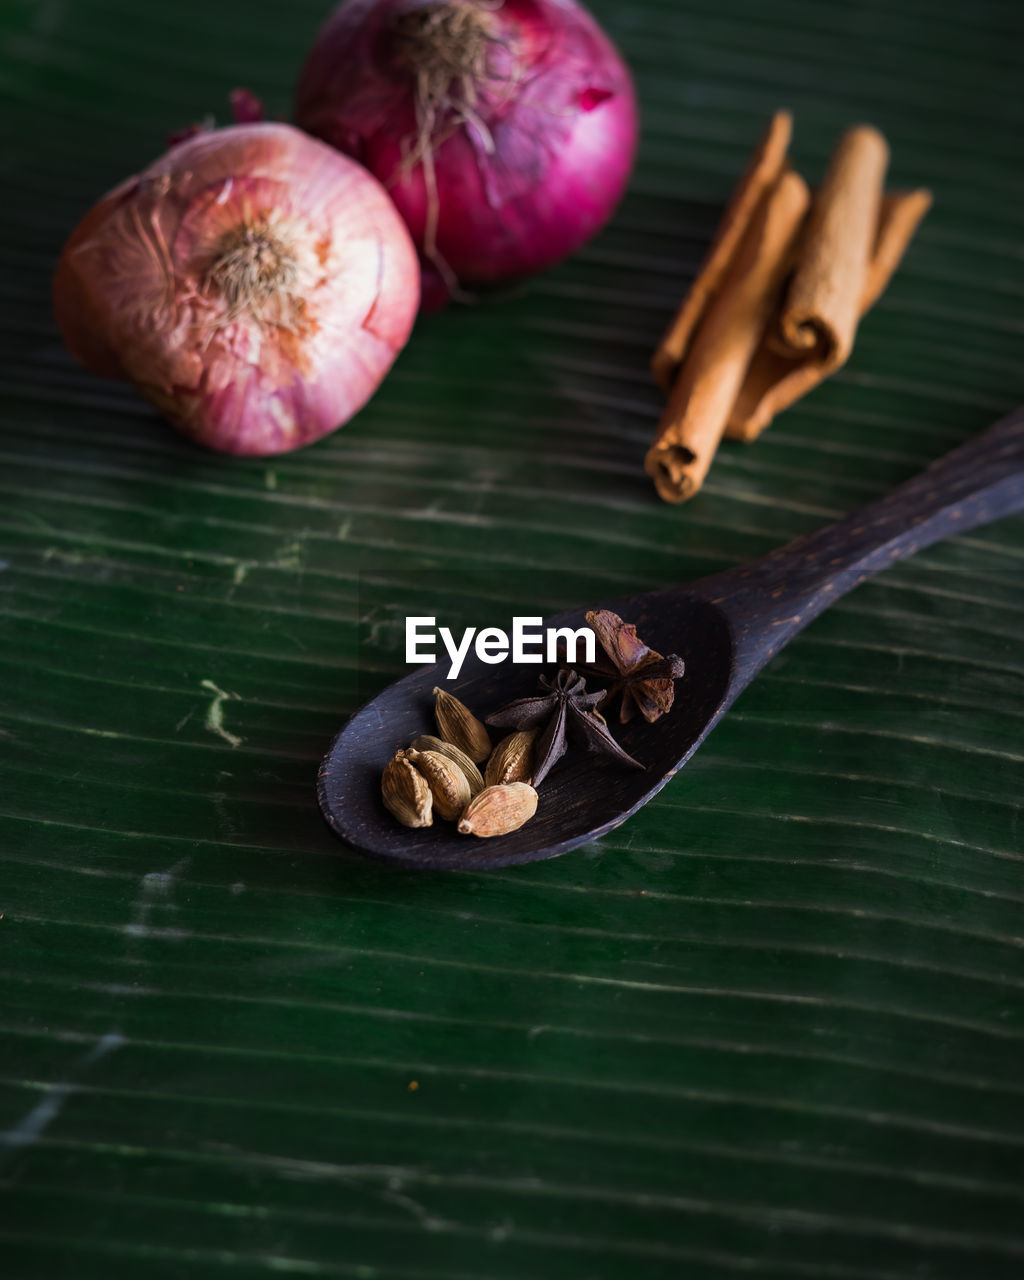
[704,404,1024,673]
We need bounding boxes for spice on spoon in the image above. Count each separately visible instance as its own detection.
[458,783,538,838]
[410,734,485,795]
[381,751,434,828]
[433,687,491,762]
[485,729,538,787]
[486,668,644,788]
[585,610,685,724]
[405,747,472,821]
[380,617,664,841]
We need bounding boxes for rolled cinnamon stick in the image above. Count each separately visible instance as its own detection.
[650,111,793,394]
[648,117,932,487]
[861,188,934,312]
[644,170,811,504]
[774,125,889,361]
[724,183,932,441]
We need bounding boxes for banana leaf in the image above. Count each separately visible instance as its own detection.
[1,0,1023,1276]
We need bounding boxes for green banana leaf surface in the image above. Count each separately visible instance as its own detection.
[2,0,1023,1275]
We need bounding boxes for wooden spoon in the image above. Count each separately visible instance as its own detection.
[318,408,1024,870]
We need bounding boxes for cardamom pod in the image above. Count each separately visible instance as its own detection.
[433,687,491,763]
[484,729,537,788]
[458,782,538,838]
[406,748,471,822]
[381,751,432,828]
[410,734,484,796]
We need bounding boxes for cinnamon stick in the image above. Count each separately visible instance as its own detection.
[861,188,934,312]
[650,110,793,394]
[644,170,811,504]
[724,182,932,441]
[648,117,931,497]
[774,125,889,362]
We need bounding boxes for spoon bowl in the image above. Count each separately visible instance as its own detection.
[318,591,732,870]
[319,408,1024,870]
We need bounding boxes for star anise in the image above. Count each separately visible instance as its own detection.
[584,609,685,725]
[486,668,644,788]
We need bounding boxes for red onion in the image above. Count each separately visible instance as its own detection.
[295,0,638,300]
[54,123,420,455]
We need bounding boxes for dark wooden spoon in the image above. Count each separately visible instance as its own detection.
[318,407,1024,871]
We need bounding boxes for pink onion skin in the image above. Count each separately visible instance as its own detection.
[295,0,639,293]
[54,124,420,456]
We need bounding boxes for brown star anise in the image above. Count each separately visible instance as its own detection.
[585,609,685,724]
[486,668,644,788]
